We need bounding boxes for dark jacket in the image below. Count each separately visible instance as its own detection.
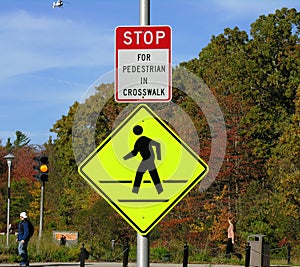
[17,219,30,241]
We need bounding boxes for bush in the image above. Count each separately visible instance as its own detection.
[151,246,170,262]
[0,233,82,263]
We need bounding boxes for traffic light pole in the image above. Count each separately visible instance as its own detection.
[137,1,150,267]
[38,181,45,240]
[33,155,48,240]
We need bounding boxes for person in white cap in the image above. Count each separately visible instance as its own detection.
[16,212,30,266]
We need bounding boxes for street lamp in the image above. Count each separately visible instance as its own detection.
[4,153,15,247]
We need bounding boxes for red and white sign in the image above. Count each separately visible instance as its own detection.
[115,25,172,102]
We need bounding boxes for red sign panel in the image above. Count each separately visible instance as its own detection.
[116,26,171,49]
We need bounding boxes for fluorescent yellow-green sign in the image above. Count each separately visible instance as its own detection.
[78,104,208,235]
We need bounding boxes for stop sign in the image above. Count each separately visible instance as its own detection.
[115,25,172,102]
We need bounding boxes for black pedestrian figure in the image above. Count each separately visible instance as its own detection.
[123,125,163,194]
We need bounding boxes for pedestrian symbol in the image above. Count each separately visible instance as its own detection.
[124,125,163,194]
[78,104,208,235]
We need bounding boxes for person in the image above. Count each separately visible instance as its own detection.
[278,236,288,247]
[16,212,31,266]
[226,218,242,260]
[123,125,163,194]
[60,235,67,245]
[226,218,235,257]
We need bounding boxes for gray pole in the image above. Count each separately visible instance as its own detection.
[140,0,150,25]
[39,181,45,240]
[6,161,11,247]
[137,234,150,267]
[4,153,15,247]
[137,1,150,267]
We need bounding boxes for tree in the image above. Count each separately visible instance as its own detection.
[13,131,31,148]
[266,84,300,243]
[181,26,261,221]
[5,131,31,151]
[47,102,95,229]
[241,8,300,161]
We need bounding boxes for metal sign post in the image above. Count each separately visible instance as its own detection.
[140,0,150,26]
[138,2,150,267]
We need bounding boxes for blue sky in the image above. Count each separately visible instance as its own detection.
[0,0,299,145]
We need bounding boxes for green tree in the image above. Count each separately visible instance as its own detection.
[266,85,300,242]
[47,102,94,229]
[13,131,31,148]
[5,131,31,151]
[183,8,300,162]
[241,8,300,160]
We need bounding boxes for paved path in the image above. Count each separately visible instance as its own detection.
[0,263,296,267]
[0,263,245,267]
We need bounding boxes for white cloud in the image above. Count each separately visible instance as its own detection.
[0,10,114,80]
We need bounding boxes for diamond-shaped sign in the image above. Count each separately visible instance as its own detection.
[78,104,208,235]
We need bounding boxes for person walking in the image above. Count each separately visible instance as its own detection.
[16,212,31,266]
[226,218,235,257]
[226,218,242,260]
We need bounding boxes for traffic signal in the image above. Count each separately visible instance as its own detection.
[33,155,49,182]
